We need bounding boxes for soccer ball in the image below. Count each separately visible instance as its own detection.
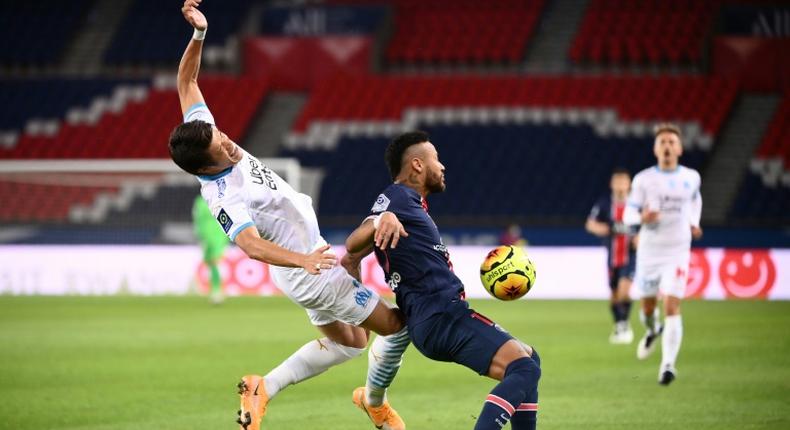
[479,245,536,300]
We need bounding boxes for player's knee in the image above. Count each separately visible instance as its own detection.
[335,341,366,359]
[505,356,541,386]
[530,348,541,369]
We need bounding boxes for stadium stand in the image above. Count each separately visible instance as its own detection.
[0,76,268,159]
[292,74,737,136]
[0,78,143,145]
[0,76,268,227]
[104,0,248,64]
[570,0,717,65]
[335,0,545,64]
[0,0,92,66]
[732,92,790,223]
[284,74,735,221]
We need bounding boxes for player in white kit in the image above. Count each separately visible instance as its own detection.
[624,123,703,385]
[167,2,410,429]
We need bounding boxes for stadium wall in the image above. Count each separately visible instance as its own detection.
[0,246,787,300]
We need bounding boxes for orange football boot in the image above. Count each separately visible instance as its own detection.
[352,386,406,430]
[237,375,269,430]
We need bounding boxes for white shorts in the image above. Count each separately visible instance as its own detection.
[271,264,380,327]
[634,252,690,299]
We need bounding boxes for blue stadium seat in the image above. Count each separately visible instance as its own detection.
[282,123,708,221]
[0,78,147,133]
[730,174,790,224]
[0,0,91,65]
[104,0,248,64]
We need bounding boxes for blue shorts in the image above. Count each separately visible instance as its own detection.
[408,298,514,376]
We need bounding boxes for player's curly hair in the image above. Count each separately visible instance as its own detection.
[168,120,215,175]
[385,130,430,180]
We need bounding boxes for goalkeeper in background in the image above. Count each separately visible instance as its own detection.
[193,195,228,304]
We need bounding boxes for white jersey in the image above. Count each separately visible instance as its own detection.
[197,150,320,253]
[186,103,320,253]
[624,165,702,259]
[184,103,380,325]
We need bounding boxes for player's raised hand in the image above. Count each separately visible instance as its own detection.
[302,245,337,275]
[182,0,207,30]
[375,211,408,250]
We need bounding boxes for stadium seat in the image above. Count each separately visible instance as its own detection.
[570,0,719,66]
[0,0,91,66]
[104,0,248,64]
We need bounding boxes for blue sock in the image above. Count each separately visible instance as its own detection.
[621,300,632,322]
[610,302,621,323]
[510,349,540,430]
[474,356,541,430]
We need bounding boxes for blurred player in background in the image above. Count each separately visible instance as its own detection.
[169,2,409,429]
[586,168,637,344]
[624,124,702,385]
[193,195,228,304]
[345,131,542,430]
[500,223,527,247]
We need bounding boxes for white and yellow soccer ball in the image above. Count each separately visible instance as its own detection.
[479,245,536,300]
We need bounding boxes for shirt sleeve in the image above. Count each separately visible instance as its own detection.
[210,191,254,242]
[689,174,702,228]
[623,174,644,226]
[369,188,404,217]
[588,197,607,222]
[183,102,216,125]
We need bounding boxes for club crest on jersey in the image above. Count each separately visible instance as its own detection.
[371,194,390,212]
[216,178,226,198]
[351,279,373,307]
[217,208,233,233]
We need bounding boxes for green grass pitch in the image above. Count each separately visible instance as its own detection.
[1,296,788,429]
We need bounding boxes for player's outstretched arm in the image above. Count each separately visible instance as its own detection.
[346,212,408,252]
[235,227,336,275]
[177,0,208,116]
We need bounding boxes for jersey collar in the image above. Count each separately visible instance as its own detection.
[654,165,680,174]
[198,166,233,181]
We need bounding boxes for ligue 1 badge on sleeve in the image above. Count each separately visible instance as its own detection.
[217,208,234,233]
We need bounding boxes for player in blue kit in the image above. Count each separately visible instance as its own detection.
[343,131,542,430]
[586,168,637,344]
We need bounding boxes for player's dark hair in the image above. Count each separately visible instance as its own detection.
[385,130,430,180]
[168,120,215,175]
[611,167,630,177]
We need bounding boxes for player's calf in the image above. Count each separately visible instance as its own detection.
[475,356,541,430]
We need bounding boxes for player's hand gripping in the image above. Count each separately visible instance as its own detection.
[182,0,207,30]
[375,211,408,250]
[302,245,337,275]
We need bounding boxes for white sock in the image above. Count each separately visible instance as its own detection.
[366,327,410,406]
[263,338,363,399]
[661,315,683,370]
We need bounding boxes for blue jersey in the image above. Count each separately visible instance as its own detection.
[588,194,636,269]
[369,184,464,324]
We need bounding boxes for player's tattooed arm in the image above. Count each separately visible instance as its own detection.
[235,226,336,275]
[177,0,208,116]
